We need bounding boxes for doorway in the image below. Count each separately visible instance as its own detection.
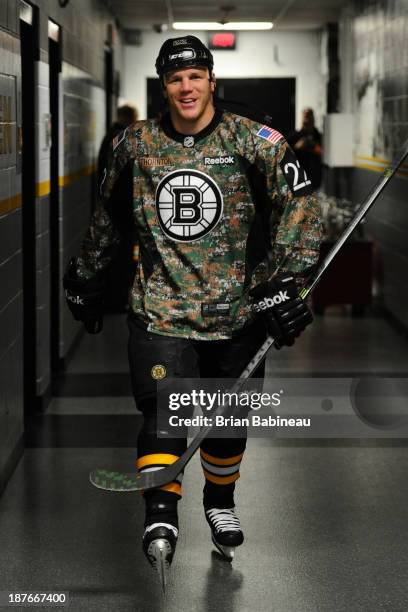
[104,46,114,131]
[20,1,39,416]
[146,77,296,135]
[217,78,295,135]
[49,21,61,378]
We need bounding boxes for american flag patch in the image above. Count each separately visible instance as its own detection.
[256,125,283,144]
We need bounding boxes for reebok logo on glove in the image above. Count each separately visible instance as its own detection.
[253,290,289,312]
[65,291,85,306]
[250,272,312,349]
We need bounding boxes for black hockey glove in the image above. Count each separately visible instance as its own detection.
[63,258,105,334]
[250,272,313,349]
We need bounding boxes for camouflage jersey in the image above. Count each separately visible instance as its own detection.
[78,108,322,340]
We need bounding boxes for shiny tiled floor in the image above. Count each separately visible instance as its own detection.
[1,312,408,611]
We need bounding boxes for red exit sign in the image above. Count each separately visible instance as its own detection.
[208,32,236,50]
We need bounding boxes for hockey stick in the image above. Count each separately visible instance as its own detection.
[90,140,408,492]
[90,348,271,491]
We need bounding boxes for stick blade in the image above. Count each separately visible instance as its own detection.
[89,466,180,492]
[89,469,141,491]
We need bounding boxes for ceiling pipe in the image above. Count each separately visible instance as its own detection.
[165,0,174,30]
[273,0,297,25]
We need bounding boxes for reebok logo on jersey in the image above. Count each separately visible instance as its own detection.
[253,291,289,312]
[204,156,235,166]
[65,291,84,306]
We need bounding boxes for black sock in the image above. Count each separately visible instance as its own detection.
[203,481,235,510]
[144,490,179,529]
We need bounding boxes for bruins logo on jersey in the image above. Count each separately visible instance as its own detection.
[155,169,223,242]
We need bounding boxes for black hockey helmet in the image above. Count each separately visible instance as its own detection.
[155,36,214,80]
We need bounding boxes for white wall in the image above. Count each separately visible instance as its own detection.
[338,5,355,114]
[122,30,326,131]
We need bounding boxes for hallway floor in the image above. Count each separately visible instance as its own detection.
[1,311,408,612]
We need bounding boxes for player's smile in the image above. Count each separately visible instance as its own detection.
[179,97,197,108]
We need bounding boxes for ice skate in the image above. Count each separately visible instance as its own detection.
[205,507,244,561]
[142,523,178,593]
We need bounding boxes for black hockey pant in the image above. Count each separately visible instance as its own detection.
[128,313,266,504]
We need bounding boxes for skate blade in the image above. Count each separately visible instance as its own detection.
[211,534,235,561]
[147,538,172,593]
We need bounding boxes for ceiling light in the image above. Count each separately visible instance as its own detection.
[172,22,273,31]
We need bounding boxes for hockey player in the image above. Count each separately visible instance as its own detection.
[63,36,321,587]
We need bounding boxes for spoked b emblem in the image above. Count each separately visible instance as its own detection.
[155,170,223,242]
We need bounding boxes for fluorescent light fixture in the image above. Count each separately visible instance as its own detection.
[172,22,273,31]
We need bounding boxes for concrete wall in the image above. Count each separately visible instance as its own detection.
[0,0,124,494]
[0,19,23,495]
[35,58,52,396]
[59,63,106,360]
[122,29,327,131]
[339,0,408,328]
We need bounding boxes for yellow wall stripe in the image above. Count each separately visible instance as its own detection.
[0,193,22,216]
[82,164,95,176]
[357,154,391,164]
[355,161,408,178]
[136,453,180,469]
[356,154,408,168]
[355,155,408,178]
[200,449,244,466]
[59,163,96,187]
[355,162,386,174]
[203,469,240,485]
[0,163,96,215]
[36,180,51,197]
